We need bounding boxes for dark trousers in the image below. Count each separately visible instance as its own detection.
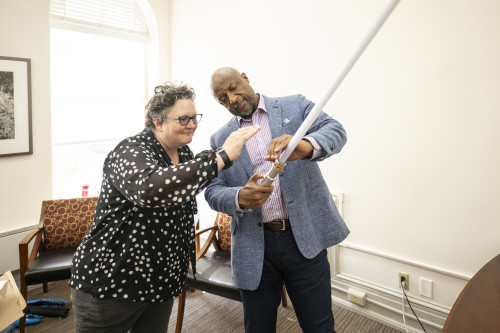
[71,288,173,333]
[240,228,335,333]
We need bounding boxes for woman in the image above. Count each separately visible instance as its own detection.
[68,82,259,333]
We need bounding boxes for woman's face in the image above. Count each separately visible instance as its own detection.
[155,98,198,150]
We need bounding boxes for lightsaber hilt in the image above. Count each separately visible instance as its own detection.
[261,160,286,186]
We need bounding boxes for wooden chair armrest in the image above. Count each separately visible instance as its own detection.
[19,228,43,270]
[196,226,218,260]
[19,228,43,299]
[19,228,41,246]
[194,225,217,236]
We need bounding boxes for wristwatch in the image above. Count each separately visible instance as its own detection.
[216,147,233,170]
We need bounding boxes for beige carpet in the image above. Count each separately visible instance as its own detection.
[20,280,401,333]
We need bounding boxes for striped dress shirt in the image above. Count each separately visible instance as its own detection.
[238,96,289,222]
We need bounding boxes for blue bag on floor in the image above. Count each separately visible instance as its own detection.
[7,314,43,329]
[8,298,69,329]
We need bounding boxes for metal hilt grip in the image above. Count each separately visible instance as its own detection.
[261,167,280,186]
[261,160,286,186]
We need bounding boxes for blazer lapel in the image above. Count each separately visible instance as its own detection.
[264,96,283,139]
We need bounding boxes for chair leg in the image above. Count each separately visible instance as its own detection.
[195,219,200,254]
[175,286,187,333]
[19,315,26,333]
[43,282,48,293]
[193,220,199,294]
[281,285,288,307]
[19,272,27,333]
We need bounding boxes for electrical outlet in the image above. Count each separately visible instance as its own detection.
[347,288,366,306]
[398,272,409,290]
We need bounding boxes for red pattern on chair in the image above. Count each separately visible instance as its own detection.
[43,197,98,249]
[216,213,232,251]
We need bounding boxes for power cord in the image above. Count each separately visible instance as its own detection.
[400,276,428,333]
[401,281,409,333]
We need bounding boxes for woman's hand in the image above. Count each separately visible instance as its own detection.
[222,126,260,161]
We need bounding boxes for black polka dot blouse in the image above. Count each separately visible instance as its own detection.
[69,129,218,302]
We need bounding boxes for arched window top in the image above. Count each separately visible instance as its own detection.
[51,0,148,38]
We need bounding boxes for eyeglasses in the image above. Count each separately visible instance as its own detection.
[166,114,203,126]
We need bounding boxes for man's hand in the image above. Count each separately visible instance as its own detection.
[264,134,313,162]
[238,173,274,209]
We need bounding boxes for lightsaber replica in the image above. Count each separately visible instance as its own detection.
[261,0,401,186]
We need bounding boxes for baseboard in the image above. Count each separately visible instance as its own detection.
[332,273,448,333]
[327,243,471,333]
[326,192,471,332]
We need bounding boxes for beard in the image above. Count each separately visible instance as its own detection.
[233,97,256,119]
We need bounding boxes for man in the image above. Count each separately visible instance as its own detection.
[205,67,349,333]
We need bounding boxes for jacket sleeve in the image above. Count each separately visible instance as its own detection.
[106,141,218,208]
[297,94,347,160]
[204,133,240,216]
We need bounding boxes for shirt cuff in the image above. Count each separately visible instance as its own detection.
[304,136,323,160]
[235,188,249,214]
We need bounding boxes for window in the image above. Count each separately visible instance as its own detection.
[50,0,151,198]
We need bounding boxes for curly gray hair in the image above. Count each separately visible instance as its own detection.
[144,82,196,131]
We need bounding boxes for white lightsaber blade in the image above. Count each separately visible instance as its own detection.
[261,0,401,186]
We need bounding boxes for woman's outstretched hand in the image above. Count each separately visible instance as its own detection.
[222,126,260,161]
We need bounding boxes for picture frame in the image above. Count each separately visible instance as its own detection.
[0,56,33,157]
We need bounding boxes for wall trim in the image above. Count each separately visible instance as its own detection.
[0,226,38,273]
[0,225,37,238]
[338,242,472,281]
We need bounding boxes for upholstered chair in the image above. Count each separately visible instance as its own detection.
[18,197,98,332]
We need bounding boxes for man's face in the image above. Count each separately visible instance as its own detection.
[211,69,259,119]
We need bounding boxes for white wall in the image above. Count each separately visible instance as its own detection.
[170,0,500,273]
[0,1,52,233]
[169,0,500,331]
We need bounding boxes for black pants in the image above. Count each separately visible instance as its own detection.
[240,228,335,333]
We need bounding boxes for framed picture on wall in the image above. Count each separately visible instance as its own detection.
[0,56,33,157]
